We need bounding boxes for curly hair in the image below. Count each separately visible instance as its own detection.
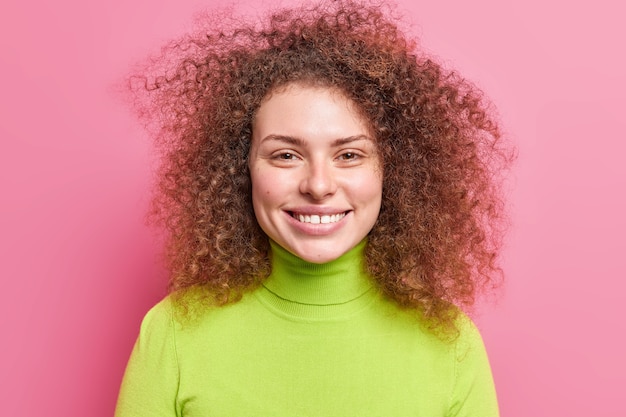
[130,0,513,333]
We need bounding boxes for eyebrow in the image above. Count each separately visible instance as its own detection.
[260,134,373,147]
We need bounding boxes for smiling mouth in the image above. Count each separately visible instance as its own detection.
[290,212,348,224]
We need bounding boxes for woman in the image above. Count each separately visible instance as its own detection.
[116,1,511,415]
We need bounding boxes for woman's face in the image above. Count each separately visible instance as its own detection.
[249,84,383,263]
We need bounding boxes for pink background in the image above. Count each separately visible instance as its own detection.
[1,0,624,415]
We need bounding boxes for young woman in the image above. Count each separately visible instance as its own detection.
[116,1,512,415]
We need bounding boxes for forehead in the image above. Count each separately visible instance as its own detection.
[252,83,373,141]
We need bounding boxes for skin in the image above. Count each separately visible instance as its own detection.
[249,84,383,264]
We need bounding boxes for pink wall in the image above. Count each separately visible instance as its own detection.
[1,0,624,415]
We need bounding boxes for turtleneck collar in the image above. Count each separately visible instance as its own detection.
[255,240,376,320]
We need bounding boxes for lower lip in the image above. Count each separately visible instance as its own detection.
[284,211,350,236]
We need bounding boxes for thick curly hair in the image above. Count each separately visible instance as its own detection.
[130,0,512,333]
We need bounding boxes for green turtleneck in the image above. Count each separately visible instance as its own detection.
[259,239,376,320]
[116,240,499,417]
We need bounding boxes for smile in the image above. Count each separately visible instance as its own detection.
[290,212,347,224]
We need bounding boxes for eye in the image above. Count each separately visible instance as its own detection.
[338,152,359,161]
[271,152,300,162]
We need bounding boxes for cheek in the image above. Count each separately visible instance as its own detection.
[250,170,279,209]
[354,170,383,200]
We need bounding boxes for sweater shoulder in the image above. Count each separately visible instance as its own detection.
[453,312,489,357]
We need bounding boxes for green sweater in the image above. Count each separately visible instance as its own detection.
[115,241,499,416]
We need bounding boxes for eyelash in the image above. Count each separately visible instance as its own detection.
[270,151,363,162]
[339,152,358,161]
[275,152,298,160]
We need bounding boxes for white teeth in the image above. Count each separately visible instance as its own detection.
[293,212,346,224]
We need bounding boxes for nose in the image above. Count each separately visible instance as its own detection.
[299,160,337,200]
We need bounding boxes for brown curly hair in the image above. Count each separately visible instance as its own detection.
[130,0,513,333]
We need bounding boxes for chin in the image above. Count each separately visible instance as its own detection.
[290,243,352,264]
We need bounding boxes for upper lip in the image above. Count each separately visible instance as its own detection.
[286,206,350,215]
